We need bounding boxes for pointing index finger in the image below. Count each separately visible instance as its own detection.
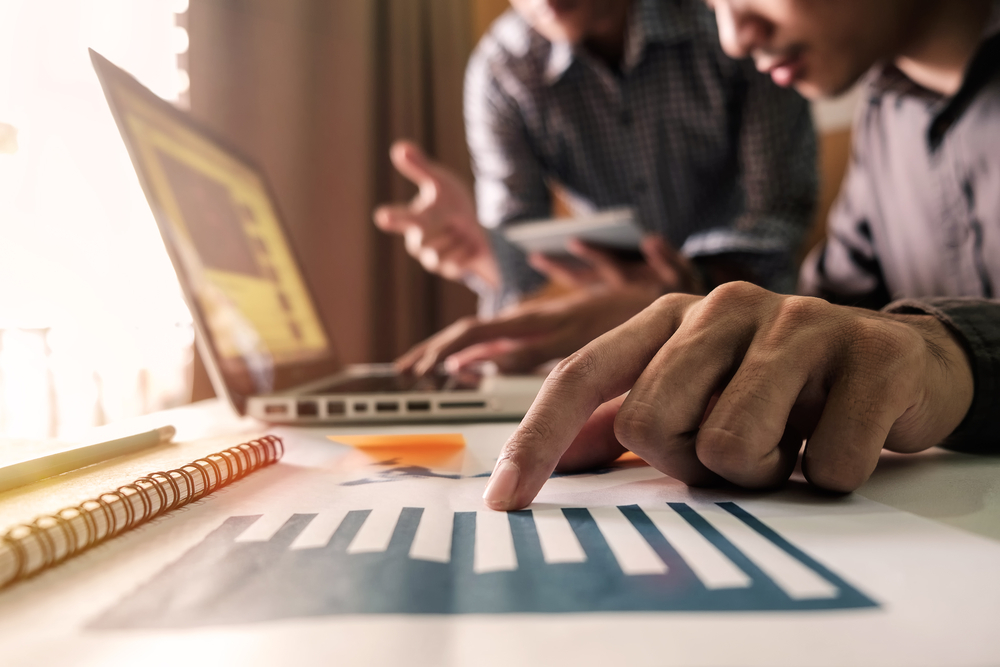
[483,294,698,510]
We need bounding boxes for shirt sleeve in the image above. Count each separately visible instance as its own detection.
[798,97,894,308]
[883,297,1000,454]
[464,44,551,309]
[685,59,818,295]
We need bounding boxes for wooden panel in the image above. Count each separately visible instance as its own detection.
[800,128,852,262]
[473,0,510,39]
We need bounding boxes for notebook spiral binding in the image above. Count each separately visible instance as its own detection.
[0,435,283,590]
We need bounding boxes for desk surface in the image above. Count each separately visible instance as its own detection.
[2,399,999,667]
[99,398,1000,542]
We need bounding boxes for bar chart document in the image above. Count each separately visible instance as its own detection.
[3,423,1000,667]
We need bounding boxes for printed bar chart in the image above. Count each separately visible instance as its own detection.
[91,502,876,628]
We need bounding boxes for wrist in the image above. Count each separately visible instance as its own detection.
[882,313,974,452]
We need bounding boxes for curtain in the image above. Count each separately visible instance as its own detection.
[186,0,477,399]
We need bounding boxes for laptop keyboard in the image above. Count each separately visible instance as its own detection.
[313,371,478,395]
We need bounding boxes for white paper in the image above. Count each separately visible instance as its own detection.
[1,421,999,667]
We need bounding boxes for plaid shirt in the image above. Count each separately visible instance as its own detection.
[465,0,817,309]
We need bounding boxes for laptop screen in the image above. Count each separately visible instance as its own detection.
[91,50,343,411]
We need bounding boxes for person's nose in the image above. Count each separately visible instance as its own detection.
[713,1,771,59]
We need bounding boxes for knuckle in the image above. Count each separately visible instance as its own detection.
[548,350,599,388]
[687,281,768,327]
[542,350,608,410]
[771,295,829,331]
[613,397,665,452]
[752,296,833,356]
[502,417,558,469]
[705,280,764,304]
[650,291,690,312]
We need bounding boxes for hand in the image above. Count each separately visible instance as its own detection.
[373,140,499,286]
[528,235,704,294]
[396,285,661,376]
[482,282,975,510]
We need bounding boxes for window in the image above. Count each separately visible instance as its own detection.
[0,0,193,437]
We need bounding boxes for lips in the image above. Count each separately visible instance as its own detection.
[755,50,805,88]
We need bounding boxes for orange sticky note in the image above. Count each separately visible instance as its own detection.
[328,433,466,449]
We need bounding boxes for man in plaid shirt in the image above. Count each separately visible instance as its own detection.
[376,0,816,375]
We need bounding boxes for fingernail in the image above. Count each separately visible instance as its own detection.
[482,458,520,509]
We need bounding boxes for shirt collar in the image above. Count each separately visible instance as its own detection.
[543,0,692,85]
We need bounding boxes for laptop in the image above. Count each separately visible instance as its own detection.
[90,49,544,424]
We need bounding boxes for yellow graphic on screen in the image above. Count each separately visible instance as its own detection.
[112,86,329,365]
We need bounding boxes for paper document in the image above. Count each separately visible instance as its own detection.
[1,423,999,667]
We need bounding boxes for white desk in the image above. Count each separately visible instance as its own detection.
[2,399,999,667]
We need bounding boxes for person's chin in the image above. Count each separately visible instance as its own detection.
[790,79,826,100]
[795,73,860,101]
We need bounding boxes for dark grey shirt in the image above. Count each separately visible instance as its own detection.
[465,0,816,309]
[801,2,1000,453]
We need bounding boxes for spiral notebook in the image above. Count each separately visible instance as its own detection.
[0,434,283,590]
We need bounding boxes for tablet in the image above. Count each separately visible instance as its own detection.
[501,207,643,258]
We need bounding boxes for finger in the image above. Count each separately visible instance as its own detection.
[438,242,480,277]
[417,245,443,274]
[448,335,567,375]
[483,294,699,511]
[528,252,594,290]
[802,369,908,492]
[406,225,478,281]
[443,340,521,374]
[416,231,468,275]
[694,335,812,488]
[485,334,581,374]
[374,204,421,234]
[613,283,770,486]
[389,140,439,191]
[567,239,629,288]
[395,336,434,373]
[555,394,629,473]
[413,309,559,376]
[437,257,470,283]
[641,235,697,291]
[422,230,465,258]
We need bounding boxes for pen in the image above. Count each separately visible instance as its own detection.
[0,425,176,493]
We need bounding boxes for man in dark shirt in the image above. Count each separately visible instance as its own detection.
[482,0,1000,511]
